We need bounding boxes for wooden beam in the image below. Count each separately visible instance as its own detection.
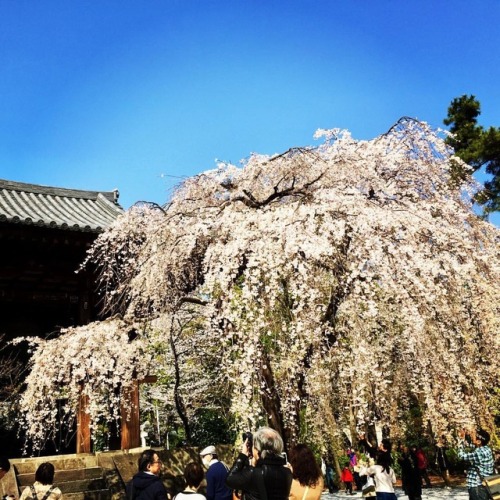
[139,375,157,384]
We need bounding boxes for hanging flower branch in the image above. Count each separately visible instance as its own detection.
[15,317,152,451]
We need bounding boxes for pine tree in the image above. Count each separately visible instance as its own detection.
[444,95,500,214]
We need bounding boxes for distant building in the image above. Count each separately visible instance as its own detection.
[0,179,124,342]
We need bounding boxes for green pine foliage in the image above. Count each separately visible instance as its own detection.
[444,95,500,215]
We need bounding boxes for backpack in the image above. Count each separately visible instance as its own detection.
[29,485,56,500]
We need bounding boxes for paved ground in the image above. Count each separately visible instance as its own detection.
[322,487,469,500]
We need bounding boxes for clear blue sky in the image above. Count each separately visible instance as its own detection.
[1,1,499,225]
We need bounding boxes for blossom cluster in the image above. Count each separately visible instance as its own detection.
[22,118,500,450]
[16,317,152,451]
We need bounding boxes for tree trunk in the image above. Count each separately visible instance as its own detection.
[169,328,192,443]
[348,401,357,448]
[259,351,290,447]
[332,448,343,491]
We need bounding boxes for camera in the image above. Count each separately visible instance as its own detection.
[242,432,253,456]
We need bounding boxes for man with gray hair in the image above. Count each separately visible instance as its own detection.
[226,427,292,500]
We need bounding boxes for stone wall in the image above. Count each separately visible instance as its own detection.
[4,445,238,500]
[111,445,236,496]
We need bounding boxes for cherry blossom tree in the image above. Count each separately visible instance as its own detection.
[19,118,500,451]
[15,317,152,451]
[142,308,231,444]
[0,334,25,401]
[0,334,25,447]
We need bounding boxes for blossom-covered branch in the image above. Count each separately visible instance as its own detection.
[21,117,500,451]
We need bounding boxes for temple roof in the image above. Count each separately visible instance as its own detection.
[0,179,124,232]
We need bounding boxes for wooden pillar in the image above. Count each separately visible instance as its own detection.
[121,380,140,450]
[76,376,157,453]
[120,376,157,450]
[76,390,91,453]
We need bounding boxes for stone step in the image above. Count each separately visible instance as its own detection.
[12,454,98,475]
[64,489,112,500]
[17,467,104,486]
[20,477,106,495]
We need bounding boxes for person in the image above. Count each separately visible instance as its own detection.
[358,456,376,500]
[411,446,431,488]
[358,434,377,460]
[320,457,326,492]
[347,449,357,468]
[19,462,62,500]
[126,449,170,500]
[0,456,14,500]
[360,452,396,500]
[340,465,354,495]
[288,444,324,500]
[352,453,363,492]
[175,463,206,500]
[0,456,11,480]
[457,428,494,500]
[199,446,232,500]
[225,427,292,500]
[397,444,422,500]
[377,440,392,467]
[435,436,451,488]
[323,455,336,494]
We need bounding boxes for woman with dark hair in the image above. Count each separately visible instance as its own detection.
[288,444,324,500]
[175,463,206,500]
[0,456,10,480]
[19,462,62,500]
[360,452,396,500]
[378,440,393,467]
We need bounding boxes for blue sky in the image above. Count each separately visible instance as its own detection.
[1,1,499,225]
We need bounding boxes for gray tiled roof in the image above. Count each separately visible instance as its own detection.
[0,179,124,232]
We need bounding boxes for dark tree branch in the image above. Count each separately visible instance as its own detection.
[179,296,208,306]
[169,317,192,443]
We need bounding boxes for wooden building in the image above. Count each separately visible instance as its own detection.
[0,179,124,340]
[0,179,124,455]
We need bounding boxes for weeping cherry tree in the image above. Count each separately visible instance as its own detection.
[19,118,500,451]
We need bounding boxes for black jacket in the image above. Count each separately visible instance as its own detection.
[226,453,292,500]
[398,452,422,498]
[435,446,449,471]
[127,471,169,500]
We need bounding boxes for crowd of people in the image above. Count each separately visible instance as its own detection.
[124,426,497,500]
[126,427,323,500]
[0,460,61,500]
[1,425,498,500]
[328,430,497,500]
